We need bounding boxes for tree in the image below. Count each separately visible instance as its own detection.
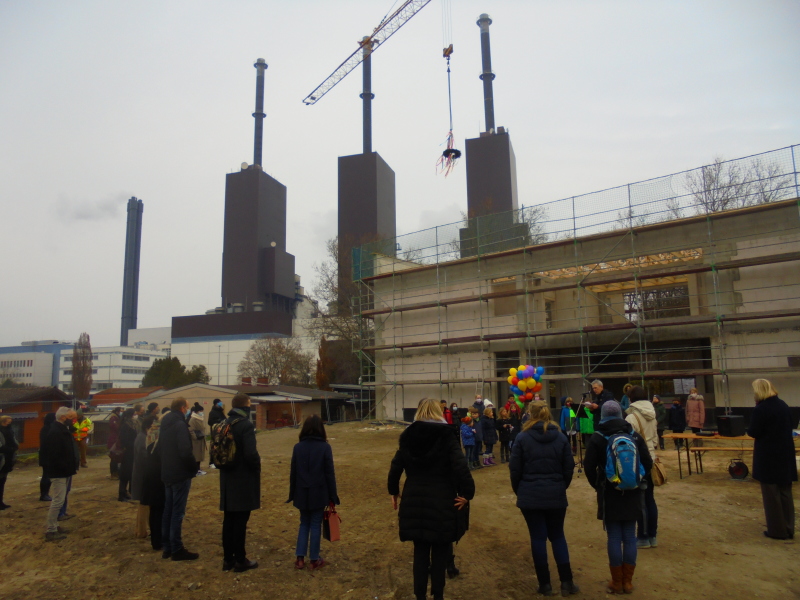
[71,332,93,401]
[238,337,314,386]
[141,357,210,389]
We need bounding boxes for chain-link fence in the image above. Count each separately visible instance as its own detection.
[354,145,799,279]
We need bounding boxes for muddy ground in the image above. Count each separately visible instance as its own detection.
[0,422,797,600]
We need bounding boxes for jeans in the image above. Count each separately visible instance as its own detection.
[637,474,658,539]
[40,469,51,498]
[413,540,450,599]
[500,441,510,461]
[657,429,665,451]
[484,443,494,455]
[59,476,72,517]
[296,508,324,560]
[46,477,69,533]
[464,445,476,464]
[521,508,570,568]
[606,519,637,566]
[223,510,252,562]
[162,479,192,555]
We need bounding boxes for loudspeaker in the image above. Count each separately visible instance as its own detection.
[718,415,746,437]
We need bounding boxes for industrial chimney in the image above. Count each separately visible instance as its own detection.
[477,13,496,134]
[120,196,143,346]
[253,58,267,167]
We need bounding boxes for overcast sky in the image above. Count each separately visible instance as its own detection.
[1,0,798,348]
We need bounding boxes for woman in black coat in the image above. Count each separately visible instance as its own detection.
[138,416,165,550]
[0,416,19,509]
[388,398,475,600]
[509,401,578,596]
[38,412,56,501]
[118,409,137,501]
[748,379,797,540]
[288,415,338,571]
[584,401,652,594]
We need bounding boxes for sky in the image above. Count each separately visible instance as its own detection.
[1,0,798,348]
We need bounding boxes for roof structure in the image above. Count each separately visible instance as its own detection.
[219,384,351,401]
[90,386,165,406]
[0,386,70,407]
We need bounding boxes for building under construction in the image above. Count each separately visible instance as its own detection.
[352,146,800,420]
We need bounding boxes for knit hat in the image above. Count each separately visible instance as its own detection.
[600,400,622,421]
[192,402,203,413]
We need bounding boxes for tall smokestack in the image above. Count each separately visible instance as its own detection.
[477,14,496,134]
[253,58,267,166]
[120,196,143,346]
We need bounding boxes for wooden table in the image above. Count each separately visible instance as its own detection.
[662,432,800,478]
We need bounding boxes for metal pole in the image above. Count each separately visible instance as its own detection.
[253,58,267,166]
[360,38,374,154]
[477,14,496,133]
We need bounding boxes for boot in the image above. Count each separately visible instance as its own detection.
[535,564,554,596]
[488,455,497,466]
[446,554,460,578]
[557,563,580,596]
[621,563,635,594]
[607,565,624,594]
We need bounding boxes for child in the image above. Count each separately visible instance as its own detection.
[469,408,484,469]
[559,397,578,455]
[481,407,498,466]
[460,416,476,470]
[496,408,513,463]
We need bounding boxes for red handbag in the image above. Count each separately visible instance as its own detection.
[322,502,341,542]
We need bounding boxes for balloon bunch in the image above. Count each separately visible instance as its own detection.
[507,365,545,411]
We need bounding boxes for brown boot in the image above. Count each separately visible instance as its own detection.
[607,565,624,594]
[621,563,635,593]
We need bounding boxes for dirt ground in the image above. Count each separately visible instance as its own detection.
[0,422,797,600]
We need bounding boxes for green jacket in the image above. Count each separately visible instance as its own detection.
[653,402,668,429]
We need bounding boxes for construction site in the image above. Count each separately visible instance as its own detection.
[352,146,800,421]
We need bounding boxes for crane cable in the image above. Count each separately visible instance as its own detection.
[437,0,460,177]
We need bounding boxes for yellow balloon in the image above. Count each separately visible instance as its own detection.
[518,365,526,372]
[507,375,514,384]
[518,380,528,391]
[509,368,517,376]
[526,377,535,386]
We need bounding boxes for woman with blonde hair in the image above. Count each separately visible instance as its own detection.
[509,401,579,596]
[388,399,474,600]
[748,379,796,540]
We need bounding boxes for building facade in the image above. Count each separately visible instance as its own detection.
[57,345,168,393]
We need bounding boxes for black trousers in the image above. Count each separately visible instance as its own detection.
[110,457,119,476]
[148,503,164,549]
[412,540,450,600]
[222,510,251,562]
[761,482,795,539]
[0,472,7,505]
[500,440,510,461]
[40,469,51,498]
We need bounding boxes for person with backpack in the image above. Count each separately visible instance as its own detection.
[584,400,652,594]
[625,386,660,549]
[215,393,261,572]
[509,401,579,597]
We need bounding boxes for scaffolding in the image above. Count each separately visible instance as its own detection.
[352,145,800,419]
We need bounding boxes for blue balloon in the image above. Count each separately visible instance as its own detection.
[511,386,520,395]
[536,366,545,375]
[533,373,540,382]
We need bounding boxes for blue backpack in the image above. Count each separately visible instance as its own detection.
[604,432,645,491]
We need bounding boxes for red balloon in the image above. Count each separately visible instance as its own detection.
[533,382,543,392]
[525,392,533,400]
[511,377,519,385]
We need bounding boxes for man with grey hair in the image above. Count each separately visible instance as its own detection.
[41,406,79,541]
[589,379,616,429]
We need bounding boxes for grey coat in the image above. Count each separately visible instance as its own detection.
[188,413,207,463]
[131,431,148,501]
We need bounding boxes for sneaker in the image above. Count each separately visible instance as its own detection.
[233,559,258,572]
[208,464,217,469]
[39,495,52,502]
[171,548,200,561]
[649,536,658,548]
[196,470,207,476]
[308,558,325,571]
[45,531,67,542]
[295,557,306,570]
[636,538,651,549]
[57,514,74,522]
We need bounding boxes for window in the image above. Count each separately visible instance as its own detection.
[122,368,149,375]
[95,382,112,390]
[63,369,97,375]
[63,354,98,362]
[623,285,690,322]
[545,301,554,329]
[122,354,150,362]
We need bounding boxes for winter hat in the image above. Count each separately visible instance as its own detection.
[484,400,494,409]
[192,402,203,413]
[600,400,622,422]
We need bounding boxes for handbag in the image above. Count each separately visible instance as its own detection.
[322,502,341,542]
[651,458,667,486]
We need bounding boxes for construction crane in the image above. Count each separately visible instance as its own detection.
[302,0,432,154]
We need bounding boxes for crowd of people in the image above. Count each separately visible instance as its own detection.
[0,376,790,598]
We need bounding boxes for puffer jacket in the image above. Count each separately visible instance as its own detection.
[625,400,658,460]
[481,416,498,445]
[509,421,574,510]
[460,423,475,446]
[388,421,475,544]
[686,394,706,429]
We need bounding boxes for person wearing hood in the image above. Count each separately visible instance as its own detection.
[584,400,653,594]
[208,399,226,429]
[188,403,207,476]
[388,398,474,600]
[509,401,579,597]
[625,386,659,549]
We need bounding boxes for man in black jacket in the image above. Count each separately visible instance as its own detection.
[588,379,616,428]
[41,407,78,541]
[208,399,226,429]
[219,393,260,572]
[159,397,199,561]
